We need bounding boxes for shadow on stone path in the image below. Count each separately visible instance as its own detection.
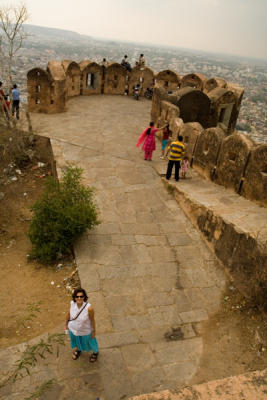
[0,96,227,400]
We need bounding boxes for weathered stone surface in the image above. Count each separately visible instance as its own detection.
[242,144,267,206]
[181,73,207,91]
[98,331,139,348]
[215,132,254,192]
[80,60,103,95]
[207,88,238,131]
[176,88,211,128]
[179,309,209,323]
[151,337,203,365]
[129,66,154,96]
[194,127,226,179]
[180,122,203,162]
[163,360,198,384]
[99,348,134,400]
[121,344,157,372]
[129,368,267,400]
[156,70,180,91]
[104,63,127,95]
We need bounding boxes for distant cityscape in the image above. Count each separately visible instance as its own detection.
[4,24,267,141]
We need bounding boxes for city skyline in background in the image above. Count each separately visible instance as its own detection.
[22,0,267,60]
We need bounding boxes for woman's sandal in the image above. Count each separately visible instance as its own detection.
[72,350,81,360]
[89,352,98,363]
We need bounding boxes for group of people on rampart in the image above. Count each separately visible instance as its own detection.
[137,121,189,181]
[100,53,146,71]
[0,81,20,120]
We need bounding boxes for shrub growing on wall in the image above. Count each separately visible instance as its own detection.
[28,165,99,263]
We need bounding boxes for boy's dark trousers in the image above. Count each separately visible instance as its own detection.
[166,160,180,181]
[12,100,20,119]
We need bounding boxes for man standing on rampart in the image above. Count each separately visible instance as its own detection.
[166,135,185,182]
[138,54,145,66]
[11,84,20,120]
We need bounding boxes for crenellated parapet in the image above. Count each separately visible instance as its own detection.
[152,90,266,206]
[27,60,244,122]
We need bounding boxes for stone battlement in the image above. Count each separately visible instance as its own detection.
[152,87,267,206]
[27,59,243,125]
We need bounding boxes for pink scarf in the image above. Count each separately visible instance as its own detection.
[136,128,149,147]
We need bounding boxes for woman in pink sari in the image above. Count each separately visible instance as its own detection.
[136,122,167,161]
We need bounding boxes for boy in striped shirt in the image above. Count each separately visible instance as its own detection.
[166,135,185,182]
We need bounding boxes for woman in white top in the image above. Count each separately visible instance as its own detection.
[65,288,99,362]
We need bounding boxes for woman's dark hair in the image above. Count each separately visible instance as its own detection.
[146,121,154,135]
[72,288,88,302]
[147,122,155,135]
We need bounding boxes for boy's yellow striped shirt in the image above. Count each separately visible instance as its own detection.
[168,141,185,161]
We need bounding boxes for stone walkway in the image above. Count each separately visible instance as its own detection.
[0,96,226,400]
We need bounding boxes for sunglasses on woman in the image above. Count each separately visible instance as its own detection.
[75,295,84,298]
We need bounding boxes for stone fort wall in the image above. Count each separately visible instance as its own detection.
[27,59,266,206]
[152,86,267,206]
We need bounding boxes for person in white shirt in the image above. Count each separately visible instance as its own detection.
[65,288,99,362]
[138,54,145,66]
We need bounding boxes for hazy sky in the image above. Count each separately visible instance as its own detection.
[10,0,267,59]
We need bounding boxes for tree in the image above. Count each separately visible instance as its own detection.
[0,2,28,87]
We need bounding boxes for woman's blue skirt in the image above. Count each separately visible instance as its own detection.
[68,330,99,353]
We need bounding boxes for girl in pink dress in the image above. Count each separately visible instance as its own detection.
[181,156,189,178]
[136,122,166,161]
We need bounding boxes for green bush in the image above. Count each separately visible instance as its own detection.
[28,165,100,263]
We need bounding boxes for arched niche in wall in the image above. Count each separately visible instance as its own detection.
[180,73,207,91]
[80,60,102,95]
[155,70,180,91]
[208,88,237,132]
[104,63,127,95]
[129,66,154,95]
[204,77,227,93]
[176,87,210,128]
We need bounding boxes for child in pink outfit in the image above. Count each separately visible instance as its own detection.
[181,156,189,178]
[136,122,167,161]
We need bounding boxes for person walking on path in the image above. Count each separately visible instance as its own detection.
[160,123,172,159]
[65,288,99,363]
[136,121,166,161]
[166,135,185,181]
[11,84,20,120]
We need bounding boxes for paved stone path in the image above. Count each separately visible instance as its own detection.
[0,96,226,400]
